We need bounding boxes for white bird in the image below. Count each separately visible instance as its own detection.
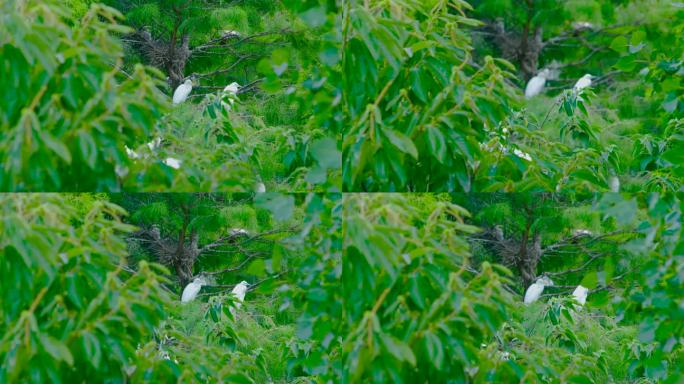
[163,157,182,169]
[574,74,594,91]
[523,276,554,304]
[181,276,206,303]
[513,148,532,161]
[222,30,241,38]
[609,175,620,193]
[572,21,595,31]
[230,228,249,236]
[525,69,550,99]
[221,82,241,112]
[255,182,266,193]
[229,281,249,316]
[172,79,193,104]
[147,137,162,151]
[573,229,592,237]
[224,82,241,94]
[125,145,140,159]
[572,285,589,308]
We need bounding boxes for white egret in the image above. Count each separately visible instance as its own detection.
[523,276,554,304]
[230,228,249,236]
[221,82,241,112]
[172,79,193,104]
[513,148,532,161]
[125,146,140,160]
[163,157,182,169]
[525,69,550,99]
[573,229,592,237]
[572,285,589,309]
[222,30,241,38]
[572,21,595,31]
[574,74,594,91]
[224,82,241,94]
[181,276,206,303]
[229,281,250,317]
[609,175,620,193]
[147,137,162,151]
[255,182,266,193]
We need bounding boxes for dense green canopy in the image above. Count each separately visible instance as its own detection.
[1,0,682,383]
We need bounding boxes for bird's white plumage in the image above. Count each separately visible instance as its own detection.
[572,285,589,307]
[224,82,240,94]
[572,21,594,31]
[173,79,193,104]
[609,175,620,193]
[164,157,182,169]
[574,74,594,91]
[147,137,162,151]
[255,182,266,193]
[220,82,240,112]
[513,148,532,161]
[525,69,550,99]
[523,276,554,304]
[229,281,249,316]
[230,228,249,236]
[222,30,241,38]
[181,277,206,303]
[573,229,592,237]
[125,146,140,159]
[524,283,544,304]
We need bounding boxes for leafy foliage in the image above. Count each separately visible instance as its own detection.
[0,1,168,191]
[0,194,169,382]
[340,1,518,191]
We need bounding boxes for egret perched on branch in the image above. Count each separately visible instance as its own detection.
[229,281,250,317]
[525,68,550,99]
[572,285,589,309]
[573,229,592,237]
[574,74,594,91]
[222,30,241,38]
[230,228,249,236]
[221,82,241,111]
[224,82,241,95]
[572,21,595,31]
[524,276,554,304]
[172,79,193,104]
[181,276,207,303]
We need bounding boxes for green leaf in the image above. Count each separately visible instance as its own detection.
[383,129,418,159]
[254,193,295,221]
[223,374,255,384]
[580,271,598,289]
[39,131,72,164]
[609,36,628,53]
[246,259,266,276]
[81,332,101,368]
[380,333,416,366]
[299,6,327,27]
[40,334,74,366]
[425,126,447,164]
[310,137,341,170]
[423,331,445,370]
[410,67,429,103]
[77,131,97,169]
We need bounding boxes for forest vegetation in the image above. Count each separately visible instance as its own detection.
[1,0,683,383]
[2,192,682,382]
